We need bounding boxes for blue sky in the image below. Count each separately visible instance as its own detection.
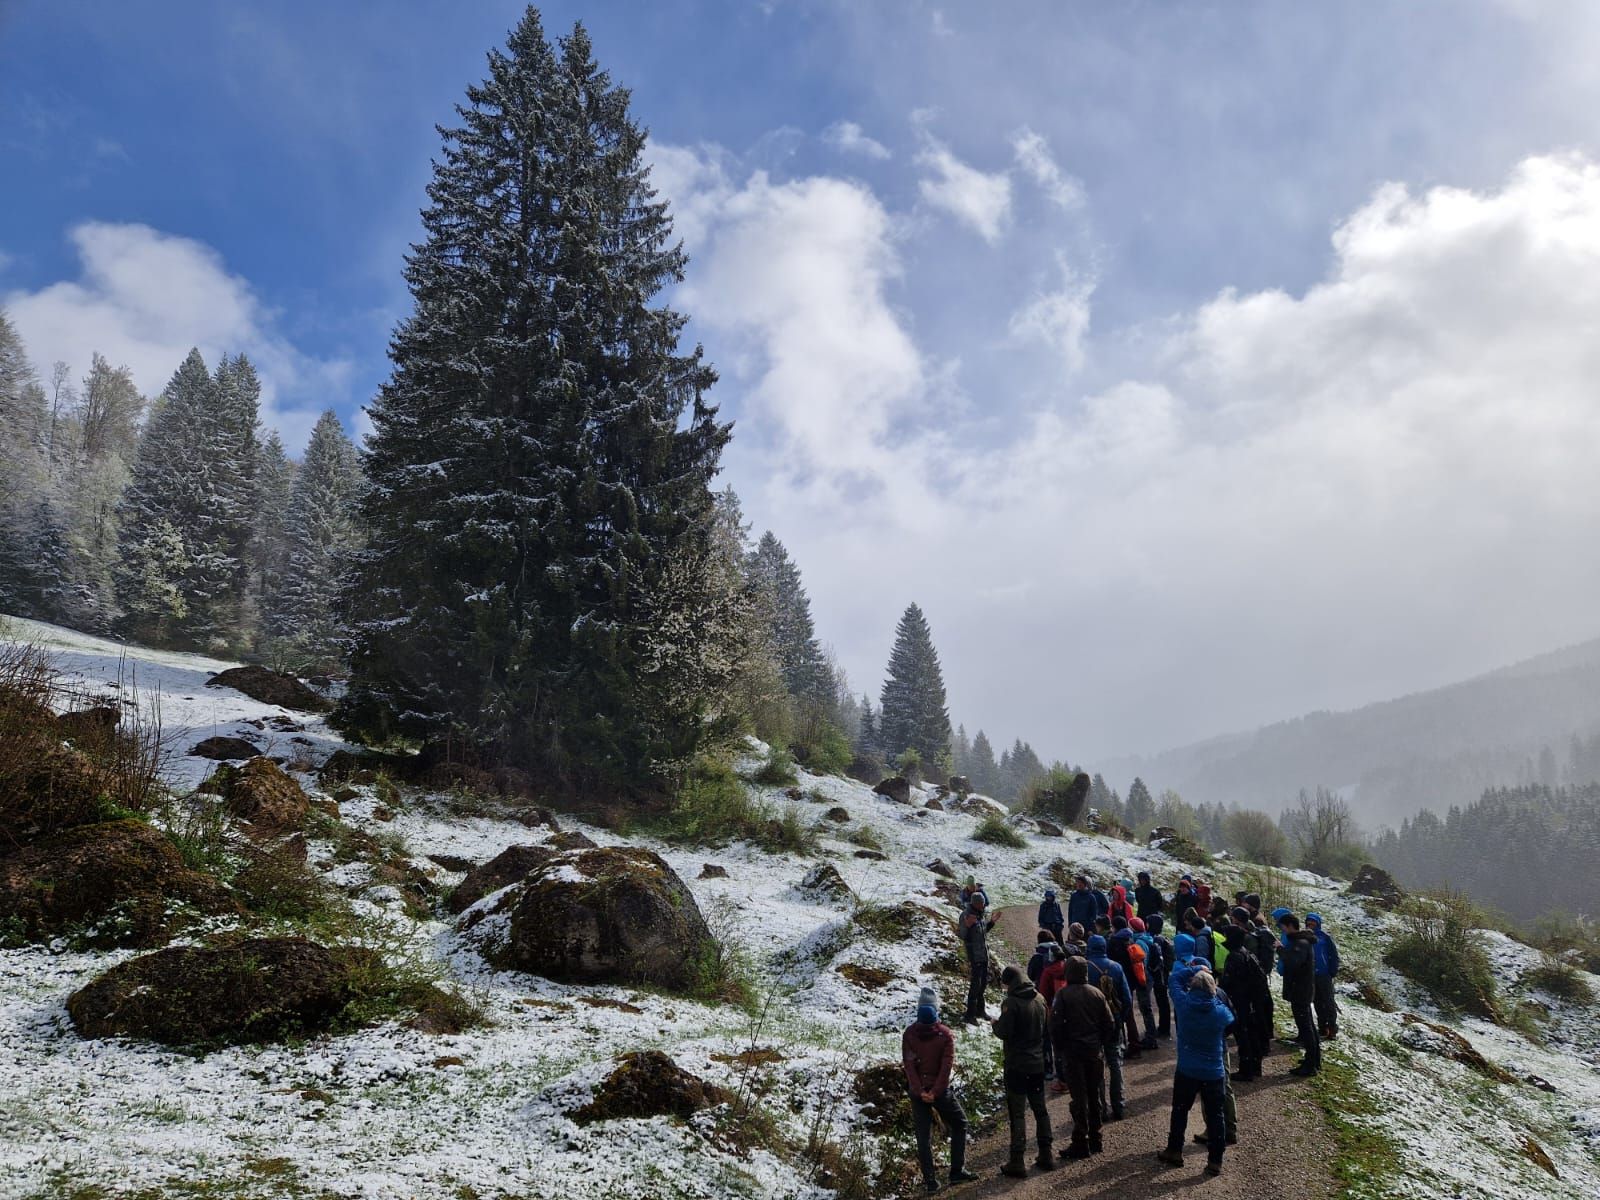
[7,1,1600,767]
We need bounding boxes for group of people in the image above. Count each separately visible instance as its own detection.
[904,871,1342,1192]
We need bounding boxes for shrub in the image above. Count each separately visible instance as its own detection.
[792,723,853,776]
[893,748,924,787]
[1522,956,1594,1004]
[1224,809,1290,866]
[663,757,815,855]
[750,746,799,787]
[757,806,819,856]
[846,825,883,852]
[1526,912,1600,975]
[1384,892,1500,1020]
[972,812,1026,849]
[1237,865,1306,916]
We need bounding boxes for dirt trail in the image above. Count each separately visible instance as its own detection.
[936,906,1335,1200]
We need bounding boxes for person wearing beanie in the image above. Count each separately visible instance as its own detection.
[1276,912,1321,1076]
[1037,889,1065,944]
[1085,933,1135,1115]
[1028,930,1057,985]
[1218,927,1271,1082]
[903,986,977,1192]
[992,963,1053,1176]
[1146,912,1174,1037]
[1049,954,1115,1160]
[1134,870,1164,920]
[960,895,996,1025]
[1306,913,1341,1040]
[1156,962,1234,1177]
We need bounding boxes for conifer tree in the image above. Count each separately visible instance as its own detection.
[253,432,297,641]
[275,412,365,659]
[856,695,880,758]
[0,312,47,520]
[952,724,971,776]
[1126,776,1156,832]
[745,531,835,710]
[7,498,78,620]
[969,729,999,795]
[341,10,731,790]
[878,602,952,767]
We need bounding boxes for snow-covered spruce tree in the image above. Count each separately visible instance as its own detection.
[252,431,297,642]
[745,531,835,711]
[275,411,365,662]
[62,355,143,630]
[878,602,953,770]
[114,349,259,650]
[968,728,998,795]
[0,312,50,594]
[340,12,731,792]
[6,497,79,621]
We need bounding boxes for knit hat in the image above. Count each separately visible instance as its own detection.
[1146,914,1164,934]
[1044,888,1056,899]
[1271,906,1293,923]
[1306,912,1323,927]
[1112,915,1129,931]
[919,985,938,1010]
[1129,917,1146,933]
[1181,874,1193,883]
[1086,934,1107,956]
[1222,926,1246,950]
[1230,906,1253,926]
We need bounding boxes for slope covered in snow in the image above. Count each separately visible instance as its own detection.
[1,618,1596,1200]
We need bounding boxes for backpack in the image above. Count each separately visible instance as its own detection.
[1150,935,1173,978]
[1194,927,1216,968]
[1127,942,1149,989]
[1086,960,1122,1021]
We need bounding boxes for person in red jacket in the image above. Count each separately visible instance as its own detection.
[903,986,979,1193]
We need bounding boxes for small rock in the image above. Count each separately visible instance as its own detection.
[798,862,854,904]
[548,831,597,851]
[698,863,728,880]
[926,859,956,879]
[872,777,912,805]
[207,665,332,713]
[372,806,396,822]
[571,1051,731,1126]
[1035,819,1063,837]
[823,807,851,823]
[784,787,805,802]
[189,735,261,761]
[853,849,887,861]
[1525,1074,1557,1093]
[428,853,475,873]
[432,1055,465,1069]
[1520,1135,1559,1179]
[514,806,561,831]
[924,798,944,811]
[208,757,312,833]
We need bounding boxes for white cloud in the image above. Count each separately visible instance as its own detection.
[2,222,347,452]
[915,136,1012,243]
[1009,262,1094,373]
[1011,127,1085,210]
[821,120,891,161]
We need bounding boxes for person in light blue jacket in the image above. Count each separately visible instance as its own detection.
[1306,912,1341,1040]
[1156,962,1234,1177]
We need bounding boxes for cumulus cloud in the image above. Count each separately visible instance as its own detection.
[822,120,891,160]
[1009,261,1094,373]
[2,222,348,451]
[674,149,1600,760]
[915,136,1012,243]
[1011,127,1085,210]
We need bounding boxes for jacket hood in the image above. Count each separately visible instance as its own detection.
[1306,912,1323,927]
[1111,885,1127,903]
[1007,980,1038,999]
[1086,934,1108,955]
[909,1018,949,1039]
[1174,932,1197,959]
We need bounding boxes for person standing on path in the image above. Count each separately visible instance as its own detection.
[1037,889,1065,944]
[1147,913,1174,1037]
[1085,934,1132,1116]
[1156,963,1234,1178]
[1307,912,1341,1040]
[1274,910,1322,1076]
[1087,932,1141,1062]
[1067,875,1107,934]
[1218,926,1271,1081]
[903,987,979,1194]
[991,964,1055,1178]
[961,896,996,1025]
[1134,870,1164,920]
[1049,955,1115,1161]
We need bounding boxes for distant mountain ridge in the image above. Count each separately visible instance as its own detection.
[1102,635,1600,828]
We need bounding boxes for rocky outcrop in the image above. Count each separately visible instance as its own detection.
[1350,864,1406,909]
[188,735,261,761]
[571,1051,731,1125]
[466,848,714,993]
[0,820,236,947]
[67,937,376,1045]
[797,862,854,904]
[947,776,971,794]
[207,665,333,713]
[447,844,556,915]
[872,777,912,805]
[205,757,311,833]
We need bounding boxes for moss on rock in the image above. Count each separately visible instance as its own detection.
[571,1050,731,1125]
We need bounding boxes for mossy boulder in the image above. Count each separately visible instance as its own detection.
[0,689,119,845]
[205,757,310,833]
[67,936,377,1045]
[466,847,714,992]
[207,665,332,713]
[0,819,237,947]
[571,1051,731,1125]
[189,735,263,761]
[1350,863,1406,909]
[447,844,556,915]
[873,777,912,805]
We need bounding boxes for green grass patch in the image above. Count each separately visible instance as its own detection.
[1522,955,1596,1003]
[749,746,799,787]
[972,812,1026,848]
[661,756,818,855]
[1310,1046,1407,1200]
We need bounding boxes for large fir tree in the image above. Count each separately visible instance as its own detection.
[253,431,297,641]
[276,412,365,659]
[340,10,731,790]
[968,729,999,794]
[877,602,952,768]
[745,531,834,710]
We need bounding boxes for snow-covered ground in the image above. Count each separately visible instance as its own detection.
[2,617,1597,1199]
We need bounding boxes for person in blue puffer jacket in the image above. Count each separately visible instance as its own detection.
[1306,912,1341,1040]
[1067,875,1108,933]
[1156,961,1235,1177]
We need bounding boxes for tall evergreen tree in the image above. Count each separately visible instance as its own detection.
[1126,776,1156,832]
[0,311,47,519]
[856,694,880,758]
[340,11,731,790]
[253,432,297,641]
[969,729,999,794]
[878,602,952,767]
[275,412,365,659]
[745,531,835,710]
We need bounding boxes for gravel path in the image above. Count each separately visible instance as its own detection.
[937,907,1336,1200]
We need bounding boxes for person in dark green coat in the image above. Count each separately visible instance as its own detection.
[992,964,1054,1177]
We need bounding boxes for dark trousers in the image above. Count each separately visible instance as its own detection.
[1154,972,1171,1034]
[1313,974,1339,1034]
[964,958,987,1021]
[1136,983,1158,1045]
[1003,1070,1052,1161]
[1059,1054,1104,1150]
[1166,1070,1228,1164]
[910,1090,967,1183]
[1292,997,1322,1071]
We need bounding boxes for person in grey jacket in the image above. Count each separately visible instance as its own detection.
[992,964,1054,1177]
[960,896,995,1025]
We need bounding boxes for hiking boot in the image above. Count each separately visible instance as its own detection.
[1089,1135,1103,1153]
[948,1168,978,1184]
[1155,1148,1185,1168]
[1034,1151,1057,1171]
[1049,1081,1068,1095]
[1141,1038,1159,1051]
[1289,1064,1319,1077]
[999,1159,1028,1179]
[1324,1028,1338,1041]
[923,1181,940,1195]
[1108,1107,1125,1121]
[1204,1161,1223,1177]
[1059,1144,1091,1161]
[1230,1071,1257,1083]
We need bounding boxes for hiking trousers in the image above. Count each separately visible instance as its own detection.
[1154,971,1171,1035]
[1291,997,1322,1071]
[1136,982,1159,1045]
[1167,1070,1227,1166]
[964,958,987,1022]
[1059,1053,1104,1150]
[1003,1069,1052,1161]
[1313,974,1339,1035]
[1099,1037,1125,1114]
[910,1089,968,1184]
